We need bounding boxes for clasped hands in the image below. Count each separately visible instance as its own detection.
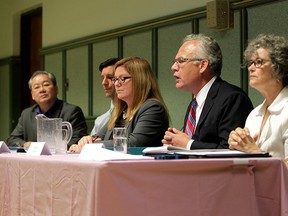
[228,127,262,152]
[162,128,190,148]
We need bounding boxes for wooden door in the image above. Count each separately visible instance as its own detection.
[20,7,42,109]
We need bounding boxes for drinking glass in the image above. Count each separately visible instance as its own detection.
[113,127,127,153]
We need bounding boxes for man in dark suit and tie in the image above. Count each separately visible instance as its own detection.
[162,33,253,149]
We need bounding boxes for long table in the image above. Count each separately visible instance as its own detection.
[0,152,287,216]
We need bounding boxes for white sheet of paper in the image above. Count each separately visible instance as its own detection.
[79,144,153,161]
[175,149,269,157]
[78,143,104,160]
[27,142,51,156]
[0,141,10,153]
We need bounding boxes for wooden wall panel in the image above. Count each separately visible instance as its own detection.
[92,39,118,117]
[0,65,10,140]
[44,52,63,99]
[158,22,193,129]
[66,47,89,115]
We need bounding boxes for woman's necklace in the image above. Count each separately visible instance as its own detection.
[123,110,127,120]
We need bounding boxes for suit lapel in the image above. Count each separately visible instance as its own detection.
[52,100,62,118]
[196,77,222,130]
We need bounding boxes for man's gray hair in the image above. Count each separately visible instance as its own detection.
[28,70,57,90]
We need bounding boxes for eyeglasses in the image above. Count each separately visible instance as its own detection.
[111,77,132,84]
[247,59,271,68]
[172,57,204,65]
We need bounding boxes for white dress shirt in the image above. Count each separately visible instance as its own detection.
[245,87,288,160]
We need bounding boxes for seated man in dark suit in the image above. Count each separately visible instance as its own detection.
[7,70,87,149]
[162,33,254,149]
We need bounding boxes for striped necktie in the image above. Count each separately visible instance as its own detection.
[185,98,197,137]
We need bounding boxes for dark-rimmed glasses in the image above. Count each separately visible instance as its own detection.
[172,57,204,65]
[247,59,271,68]
[111,77,132,84]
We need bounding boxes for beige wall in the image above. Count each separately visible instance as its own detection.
[0,0,210,59]
[0,0,42,58]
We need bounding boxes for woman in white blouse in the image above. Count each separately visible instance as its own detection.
[228,34,288,167]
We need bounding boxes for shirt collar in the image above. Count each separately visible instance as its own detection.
[36,100,58,118]
[257,87,288,115]
[195,76,217,109]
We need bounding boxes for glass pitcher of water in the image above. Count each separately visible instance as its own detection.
[36,114,72,154]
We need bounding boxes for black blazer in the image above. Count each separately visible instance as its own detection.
[7,99,88,148]
[104,100,169,147]
[184,77,254,149]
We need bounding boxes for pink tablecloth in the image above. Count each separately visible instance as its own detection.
[0,153,287,216]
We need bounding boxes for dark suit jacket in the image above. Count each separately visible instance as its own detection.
[104,100,169,147]
[184,77,254,149]
[7,99,88,148]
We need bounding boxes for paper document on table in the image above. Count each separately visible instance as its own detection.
[175,149,271,158]
[78,147,153,161]
[142,145,188,155]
